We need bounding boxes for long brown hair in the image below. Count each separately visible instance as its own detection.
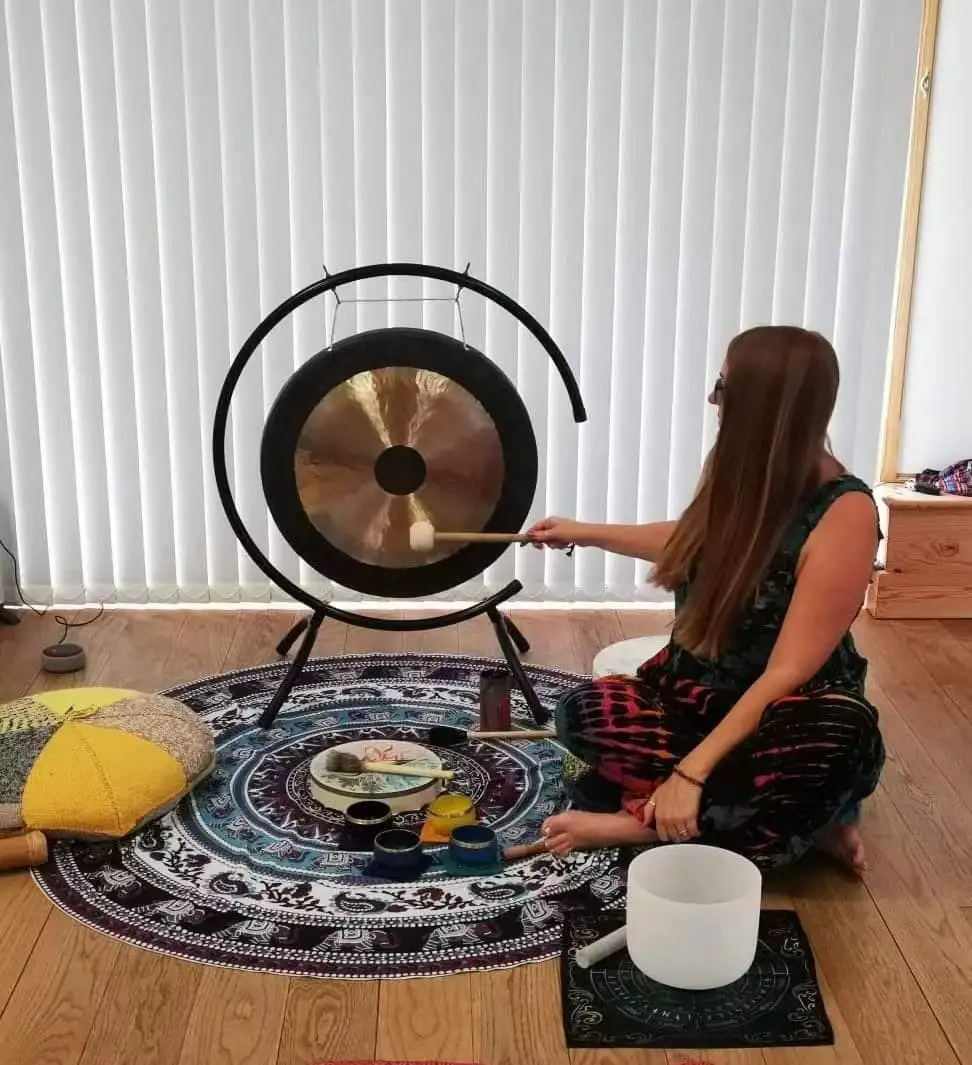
[654,326,840,660]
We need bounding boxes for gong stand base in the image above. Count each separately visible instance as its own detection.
[257,583,548,730]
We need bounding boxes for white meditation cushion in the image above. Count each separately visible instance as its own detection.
[592,634,670,678]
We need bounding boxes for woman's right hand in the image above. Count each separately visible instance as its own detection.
[526,516,589,550]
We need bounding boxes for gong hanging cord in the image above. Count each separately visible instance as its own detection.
[325,281,470,352]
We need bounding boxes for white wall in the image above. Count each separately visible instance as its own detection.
[899,0,972,473]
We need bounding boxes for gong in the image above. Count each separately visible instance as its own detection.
[261,328,538,598]
[214,262,585,729]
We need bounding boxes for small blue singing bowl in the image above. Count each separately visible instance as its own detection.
[373,828,423,871]
[449,824,499,866]
[344,800,393,848]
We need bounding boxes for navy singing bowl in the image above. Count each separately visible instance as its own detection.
[373,828,423,871]
[343,800,393,848]
[449,824,499,866]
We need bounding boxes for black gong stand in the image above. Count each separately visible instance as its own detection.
[213,262,587,729]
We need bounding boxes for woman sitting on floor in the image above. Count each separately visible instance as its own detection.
[530,325,884,875]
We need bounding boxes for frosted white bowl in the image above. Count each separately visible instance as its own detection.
[592,634,669,678]
[626,844,762,990]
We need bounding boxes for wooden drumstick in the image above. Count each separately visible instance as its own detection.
[410,521,529,552]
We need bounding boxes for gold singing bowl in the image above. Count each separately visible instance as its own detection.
[294,367,505,569]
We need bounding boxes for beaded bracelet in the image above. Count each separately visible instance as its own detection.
[673,765,705,789]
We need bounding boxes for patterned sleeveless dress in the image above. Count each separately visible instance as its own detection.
[557,475,886,869]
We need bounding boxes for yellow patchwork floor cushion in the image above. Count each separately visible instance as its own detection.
[0,688,215,839]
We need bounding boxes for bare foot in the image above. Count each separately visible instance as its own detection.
[542,810,657,856]
[815,823,868,875]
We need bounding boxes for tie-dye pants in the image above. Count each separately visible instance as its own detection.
[557,650,885,869]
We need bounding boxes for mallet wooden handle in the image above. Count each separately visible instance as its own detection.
[502,840,549,861]
[433,531,530,544]
[474,730,555,740]
[0,830,48,871]
[359,760,455,781]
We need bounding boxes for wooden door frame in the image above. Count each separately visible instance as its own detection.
[878,0,942,483]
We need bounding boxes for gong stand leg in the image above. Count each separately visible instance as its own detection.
[503,615,530,654]
[258,610,325,729]
[276,616,309,657]
[486,605,550,727]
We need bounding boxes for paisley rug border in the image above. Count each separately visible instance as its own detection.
[31,651,607,981]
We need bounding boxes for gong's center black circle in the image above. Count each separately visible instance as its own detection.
[373,445,427,495]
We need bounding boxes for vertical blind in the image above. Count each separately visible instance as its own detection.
[0,0,922,605]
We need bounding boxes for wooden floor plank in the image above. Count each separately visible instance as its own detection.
[572,1050,668,1065]
[159,610,241,688]
[377,973,474,1062]
[471,961,571,1065]
[513,609,590,670]
[0,871,53,1014]
[87,610,188,690]
[177,967,289,1065]
[401,612,460,655]
[26,609,128,695]
[853,614,972,807]
[343,610,405,655]
[668,1051,765,1065]
[277,978,378,1065]
[902,619,972,724]
[0,908,121,1065]
[78,951,202,1065]
[456,613,501,660]
[219,610,308,672]
[570,1047,672,1065]
[0,612,73,699]
[852,786,972,1062]
[310,607,352,659]
[786,858,960,1065]
[867,677,972,905]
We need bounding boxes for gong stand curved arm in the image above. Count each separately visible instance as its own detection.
[214,262,577,728]
[213,262,586,615]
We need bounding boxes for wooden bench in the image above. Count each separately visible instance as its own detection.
[866,486,972,619]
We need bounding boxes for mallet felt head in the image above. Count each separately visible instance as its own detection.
[409,520,436,552]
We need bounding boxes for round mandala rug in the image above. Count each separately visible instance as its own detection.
[33,653,625,979]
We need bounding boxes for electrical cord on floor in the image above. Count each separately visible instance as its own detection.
[0,534,104,645]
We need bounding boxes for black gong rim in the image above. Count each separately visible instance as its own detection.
[261,327,539,598]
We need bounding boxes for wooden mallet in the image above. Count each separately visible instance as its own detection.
[409,520,530,553]
[324,750,454,782]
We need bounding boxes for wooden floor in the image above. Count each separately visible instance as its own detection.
[1,607,972,1065]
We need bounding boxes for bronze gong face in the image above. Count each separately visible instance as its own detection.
[261,328,538,598]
